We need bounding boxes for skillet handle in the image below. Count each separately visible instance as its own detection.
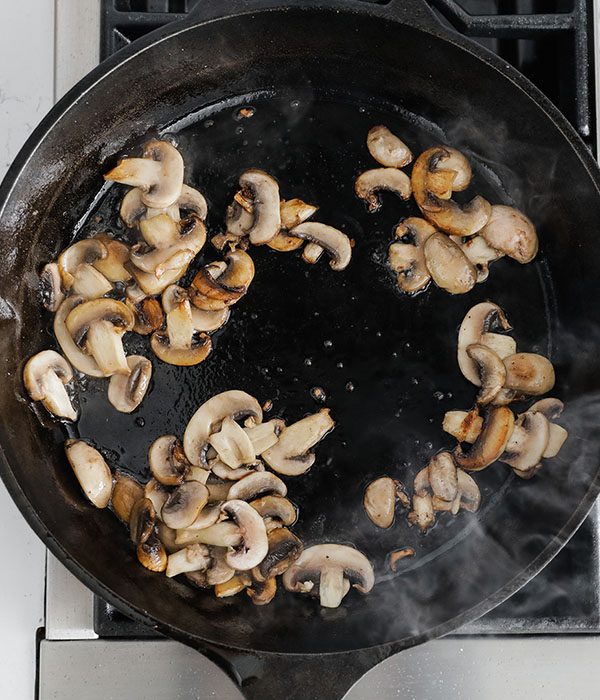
[203,643,392,700]
[186,0,444,32]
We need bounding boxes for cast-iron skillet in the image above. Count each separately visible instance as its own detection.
[1,1,600,697]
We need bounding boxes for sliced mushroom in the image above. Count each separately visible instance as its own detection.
[364,477,400,529]
[111,472,143,523]
[543,423,569,459]
[267,198,317,252]
[249,495,297,527]
[458,302,513,385]
[166,543,211,578]
[156,522,180,553]
[177,185,208,220]
[149,435,191,486]
[457,469,481,512]
[479,332,517,361]
[162,285,230,332]
[65,298,134,376]
[389,548,415,571]
[53,296,103,377]
[185,503,225,531]
[442,409,484,444]
[210,458,264,481]
[288,222,352,271]
[413,467,430,494]
[227,471,287,501]
[57,239,112,298]
[237,170,281,244]
[215,575,249,598]
[366,125,412,168]
[107,355,152,413]
[244,419,285,455]
[454,405,515,471]
[247,576,277,605]
[529,398,568,458]
[224,200,254,239]
[355,168,412,212]
[64,439,112,508]
[129,497,156,545]
[412,146,491,235]
[105,140,184,209]
[175,521,242,548]
[501,410,550,473]
[252,527,303,581]
[427,452,458,502]
[205,477,232,503]
[503,353,555,396]
[92,234,131,282]
[150,296,212,366]
[302,242,324,264]
[137,534,167,572]
[161,480,209,529]
[423,233,477,294]
[466,343,507,405]
[139,212,180,248]
[121,184,207,227]
[388,217,436,293]
[451,234,503,283]
[191,251,254,310]
[208,416,256,469]
[479,205,538,264]
[408,491,435,532]
[23,350,77,421]
[262,408,335,476]
[126,297,164,336]
[220,499,269,570]
[144,478,169,519]
[183,390,263,466]
[40,262,65,312]
[282,544,374,609]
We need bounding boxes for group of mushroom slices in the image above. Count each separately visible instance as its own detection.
[364,300,568,536]
[61,389,374,608]
[355,125,539,294]
[212,169,353,271]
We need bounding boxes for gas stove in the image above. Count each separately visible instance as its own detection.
[29,0,600,697]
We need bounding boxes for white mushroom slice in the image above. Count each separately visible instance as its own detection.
[105,140,184,209]
[57,239,108,291]
[423,233,477,294]
[227,471,287,501]
[23,350,77,421]
[205,478,231,503]
[54,296,104,377]
[388,218,436,293]
[210,459,264,481]
[355,168,412,212]
[177,185,208,220]
[107,355,152,413]
[427,452,458,502]
[442,409,483,444]
[502,411,550,472]
[543,423,568,459]
[220,499,268,570]
[185,503,225,531]
[479,332,517,360]
[279,198,317,231]
[458,302,512,386]
[65,298,134,376]
[302,242,324,264]
[528,397,564,420]
[144,479,169,519]
[64,439,112,508]
[289,222,352,271]
[156,522,180,554]
[111,473,143,523]
[93,234,131,282]
[366,125,412,168]
[225,200,254,238]
[162,285,229,332]
[408,491,435,532]
[162,481,209,530]
[454,406,515,471]
[148,435,191,486]
[244,418,285,455]
[166,543,211,578]
[208,416,256,469]
[183,390,263,466]
[262,408,335,476]
[282,544,374,609]
[480,205,538,264]
[412,146,492,236]
[503,353,555,396]
[528,398,568,458]
[151,296,212,367]
[363,476,398,529]
[121,185,207,227]
[127,260,190,296]
[238,170,281,245]
[139,212,180,248]
[40,262,65,312]
[413,467,430,494]
[466,343,507,405]
[126,297,164,336]
[457,469,481,512]
[451,234,503,283]
[175,521,242,547]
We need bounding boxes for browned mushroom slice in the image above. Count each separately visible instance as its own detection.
[244,419,284,455]
[454,406,515,471]
[92,234,131,282]
[166,543,211,578]
[227,471,287,501]
[107,355,152,413]
[215,575,249,598]
[412,146,491,236]
[121,184,207,227]
[64,439,113,508]
[208,416,256,469]
[501,410,550,473]
[423,233,477,294]
[126,297,165,336]
[262,409,334,476]
[388,217,436,293]
[450,234,503,283]
[149,435,191,486]
[150,296,212,366]
[65,298,134,376]
[282,544,374,609]
[250,495,297,527]
[175,520,242,548]
[442,409,484,444]
[23,350,77,421]
[366,125,412,168]
[185,503,224,531]
[237,170,281,245]
[139,212,180,248]
[456,469,481,512]
[288,222,352,271]
[156,522,180,553]
[355,168,412,212]
[129,497,156,545]
[57,240,113,299]
[389,548,415,571]
[111,472,143,523]
[466,343,507,405]
[144,478,169,519]
[479,205,538,264]
[363,477,400,529]
[301,242,323,264]
[161,481,209,529]
[457,302,513,386]
[247,576,277,605]
[137,534,167,572]
[503,353,555,396]
[105,140,184,209]
[210,458,264,481]
[191,250,255,306]
[252,527,303,581]
[40,262,65,312]
[427,452,458,503]
[407,491,435,532]
[221,499,269,570]
[162,284,229,332]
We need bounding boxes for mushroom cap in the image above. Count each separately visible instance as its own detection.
[40,262,65,312]
[185,503,224,531]
[288,222,352,271]
[93,234,132,283]
[149,435,191,486]
[126,297,165,335]
[249,495,297,527]
[58,239,107,289]
[480,205,538,264]
[366,125,412,168]
[389,217,436,293]
[162,285,230,332]
[457,469,481,512]
[129,497,156,545]
[451,233,503,283]
[53,297,103,376]
[183,390,263,466]
[23,350,76,421]
[466,343,507,405]
[262,408,335,476]
[227,471,287,501]
[238,169,281,245]
[428,452,458,502]
[454,405,515,471]
[64,439,113,508]
[107,355,152,413]
[210,458,265,482]
[502,410,550,471]
[363,477,397,529]
[221,499,269,571]
[111,472,143,523]
[191,250,255,303]
[282,544,375,596]
[355,167,412,212]
[247,576,278,606]
[150,329,212,366]
[65,298,134,344]
[503,353,555,396]
[529,397,564,420]
[423,233,477,294]
[253,527,303,581]
[161,480,209,529]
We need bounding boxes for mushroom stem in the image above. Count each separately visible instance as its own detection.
[87,320,130,375]
[319,566,346,608]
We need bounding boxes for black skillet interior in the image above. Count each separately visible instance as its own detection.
[1,2,600,656]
